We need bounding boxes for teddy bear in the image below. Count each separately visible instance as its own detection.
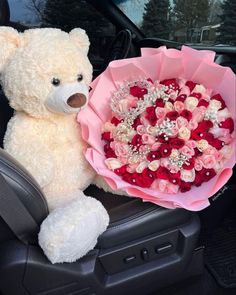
[0,26,110,264]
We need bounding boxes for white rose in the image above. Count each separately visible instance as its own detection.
[165,101,174,111]
[193,84,206,94]
[197,139,209,151]
[185,97,199,111]
[105,158,122,170]
[208,99,222,111]
[136,161,148,173]
[148,160,160,171]
[181,169,196,182]
[178,126,191,140]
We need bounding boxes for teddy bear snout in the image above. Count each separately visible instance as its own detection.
[67,93,87,108]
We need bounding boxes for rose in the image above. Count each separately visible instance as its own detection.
[198,99,209,108]
[111,116,121,126]
[174,101,185,112]
[114,165,127,176]
[180,169,196,182]
[101,131,112,142]
[211,93,226,110]
[130,85,148,98]
[156,166,170,180]
[142,133,156,145]
[178,126,191,140]
[130,134,142,147]
[112,142,130,158]
[105,158,122,170]
[176,117,189,129]
[192,107,206,122]
[179,181,192,192]
[200,154,216,169]
[104,143,117,158]
[182,157,195,170]
[180,109,192,121]
[145,106,157,126]
[159,144,172,158]
[166,111,179,121]
[176,94,187,102]
[132,117,142,130]
[194,159,203,171]
[155,107,166,119]
[147,150,161,161]
[169,138,185,149]
[219,118,234,134]
[185,96,199,111]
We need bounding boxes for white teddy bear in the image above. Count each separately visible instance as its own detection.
[0,27,110,264]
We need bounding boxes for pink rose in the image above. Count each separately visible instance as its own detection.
[142,134,156,145]
[185,140,197,149]
[194,159,203,171]
[151,142,161,151]
[126,95,138,108]
[155,107,166,119]
[180,145,195,157]
[203,146,217,155]
[127,163,138,173]
[179,85,190,97]
[170,126,179,137]
[192,107,206,122]
[200,154,216,169]
[174,101,185,112]
[139,144,150,153]
[176,117,189,129]
[210,127,229,138]
[188,119,198,130]
[113,142,129,158]
[136,125,146,135]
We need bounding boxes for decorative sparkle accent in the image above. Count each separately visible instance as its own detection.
[205,109,218,123]
[206,172,210,176]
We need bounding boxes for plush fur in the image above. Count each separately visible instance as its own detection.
[0,26,109,263]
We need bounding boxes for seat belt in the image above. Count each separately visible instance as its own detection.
[0,173,40,244]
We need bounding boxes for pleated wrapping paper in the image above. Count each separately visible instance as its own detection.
[77,46,236,211]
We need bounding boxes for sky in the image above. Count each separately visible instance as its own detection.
[8,0,37,23]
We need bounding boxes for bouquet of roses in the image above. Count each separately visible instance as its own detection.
[78,46,235,211]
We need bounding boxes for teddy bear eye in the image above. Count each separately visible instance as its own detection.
[77,74,83,82]
[51,78,61,86]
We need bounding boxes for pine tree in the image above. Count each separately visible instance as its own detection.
[43,0,109,37]
[141,0,171,39]
[217,0,236,45]
[173,0,210,42]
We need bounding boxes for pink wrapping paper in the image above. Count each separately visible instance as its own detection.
[78,46,236,211]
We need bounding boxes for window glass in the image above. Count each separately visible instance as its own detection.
[113,0,236,46]
[8,0,116,62]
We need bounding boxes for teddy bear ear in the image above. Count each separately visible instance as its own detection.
[0,26,21,72]
[69,28,90,55]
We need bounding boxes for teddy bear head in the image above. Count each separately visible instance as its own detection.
[0,27,93,118]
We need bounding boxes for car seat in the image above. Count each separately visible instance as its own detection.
[0,88,202,295]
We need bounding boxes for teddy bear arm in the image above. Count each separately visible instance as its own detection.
[4,119,55,188]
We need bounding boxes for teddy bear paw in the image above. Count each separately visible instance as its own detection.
[38,196,109,264]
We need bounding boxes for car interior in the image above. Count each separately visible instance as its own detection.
[0,0,236,294]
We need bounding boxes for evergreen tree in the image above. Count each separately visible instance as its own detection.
[173,0,210,42]
[141,0,171,39]
[217,0,236,45]
[43,0,109,37]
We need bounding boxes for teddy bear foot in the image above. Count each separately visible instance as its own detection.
[38,195,109,264]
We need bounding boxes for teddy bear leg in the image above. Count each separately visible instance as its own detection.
[38,191,109,264]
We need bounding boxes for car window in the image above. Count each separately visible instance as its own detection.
[113,0,236,46]
[8,0,116,64]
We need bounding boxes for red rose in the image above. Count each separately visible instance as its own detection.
[131,134,142,147]
[179,181,192,192]
[219,118,234,134]
[200,168,216,182]
[194,148,202,157]
[130,86,148,98]
[145,106,157,126]
[185,81,197,92]
[191,92,202,99]
[166,111,179,121]
[175,94,187,102]
[159,144,172,158]
[122,172,138,185]
[182,157,195,170]
[104,143,117,158]
[180,109,192,121]
[210,138,224,150]
[194,172,204,187]
[161,79,180,91]
[147,150,161,161]
[191,129,205,141]
[197,120,213,131]
[157,133,170,143]
[169,171,181,185]
[197,99,209,107]
[155,99,165,107]
[114,165,127,176]
[139,168,156,187]
[101,131,112,142]
[132,117,142,130]
[111,116,121,126]
[169,138,185,149]
[211,94,226,110]
[156,166,170,180]
[203,132,215,144]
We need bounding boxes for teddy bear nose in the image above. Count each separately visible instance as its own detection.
[67,93,87,108]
